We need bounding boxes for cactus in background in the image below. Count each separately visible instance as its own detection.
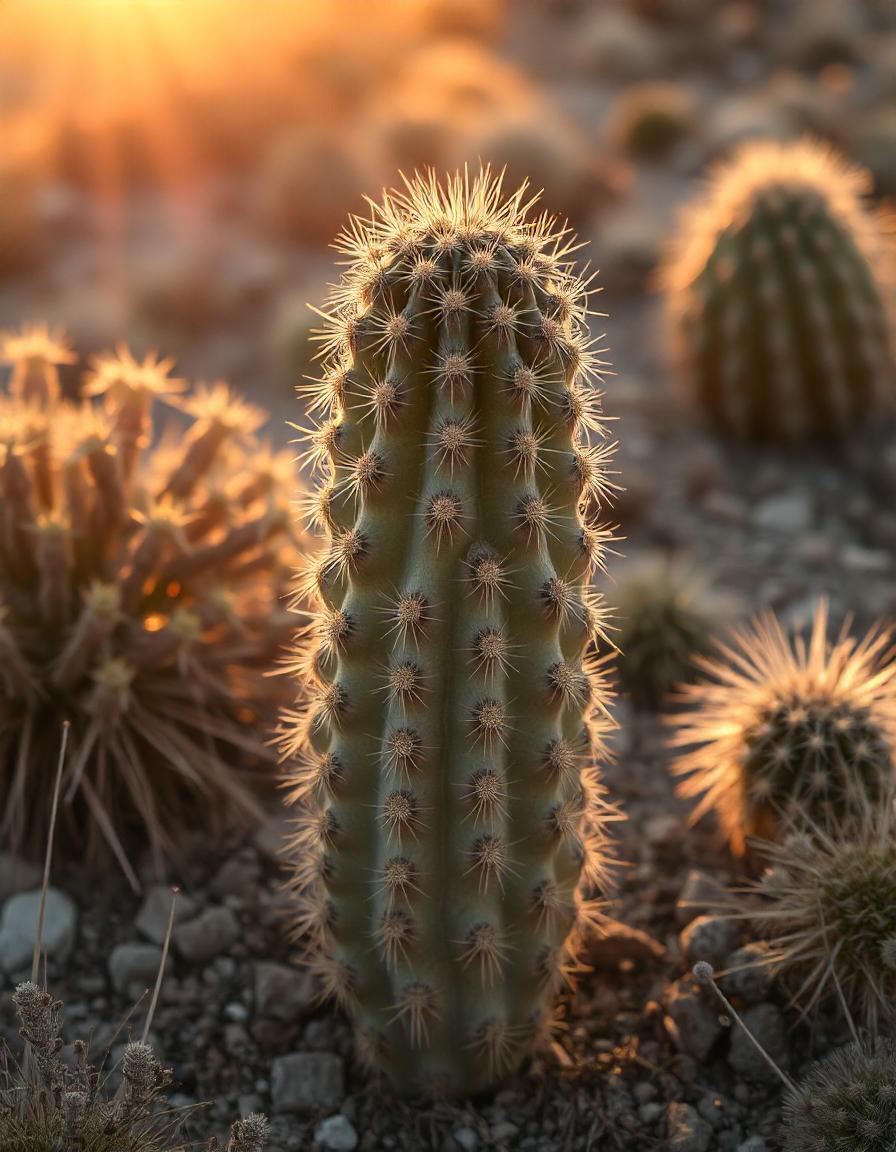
[741,804,896,1032]
[669,603,896,853]
[281,169,616,1096]
[661,138,896,441]
[781,1039,896,1152]
[608,553,734,709]
[0,331,300,874]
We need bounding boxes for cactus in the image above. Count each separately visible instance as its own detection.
[669,603,896,853]
[281,168,616,1096]
[741,803,896,1032]
[661,138,896,441]
[608,553,733,709]
[0,331,300,871]
[781,1039,896,1152]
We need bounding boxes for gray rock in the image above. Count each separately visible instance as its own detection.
[639,1102,665,1125]
[680,915,740,968]
[728,1004,788,1082]
[174,906,239,964]
[270,1052,344,1113]
[664,977,725,1061]
[255,961,317,1022]
[753,491,812,533]
[842,544,889,573]
[452,1127,478,1152]
[736,1139,767,1152]
[0,888,76,972]
[720,944,774,1004]
[667,1102,712,1152]
[313,1115,358,1152]
[0,855,42,904]
[583,917,666,968]
[135,886,197,945]
[108,943,164,997]
[676,870,728,926]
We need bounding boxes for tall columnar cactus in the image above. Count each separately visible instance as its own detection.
[281,170,616,1096]
[661,138,896,440]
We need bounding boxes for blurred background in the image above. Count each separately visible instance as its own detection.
[3,0,896,431]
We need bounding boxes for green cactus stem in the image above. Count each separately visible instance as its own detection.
[281,168,617,1097]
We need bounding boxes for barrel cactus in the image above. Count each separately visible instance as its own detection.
[281,169,616,1096]
[0,332,300,873]
[608,553,733,709]
[781,1039,896,1152]
[743,803,896,1032]
[669,603,896,852]
[661,138,896,440]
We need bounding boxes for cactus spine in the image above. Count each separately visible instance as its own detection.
[662,138,896,441]
[282,169,615,1096]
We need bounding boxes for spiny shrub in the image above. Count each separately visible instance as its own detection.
[781,1038,896,1152]
[280,168,617,1097]
[0,330,300,871]
[609,554,731,709]
[661,138,896,441]
[0,981,269,1152]
[743,804,896,1032]
[669,603,896,852]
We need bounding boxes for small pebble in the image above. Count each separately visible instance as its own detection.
[313,1114,358,1152]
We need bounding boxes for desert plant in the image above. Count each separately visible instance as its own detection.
[661,138,896,441]
[0,331,301,876]
[738,803,896,1031]
[280,168,617,1096]
[607,82,697,159]
[780,1038,896,1152]
[694,961,896,1151]
[608,553,732,709]
[1,743,269,1152]
[669,603,896,852]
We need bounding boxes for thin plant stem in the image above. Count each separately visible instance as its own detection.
[31,722,70,984]
[693,962,796,1092]
[143,887,178,1044]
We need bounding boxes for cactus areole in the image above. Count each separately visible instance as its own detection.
[282,170,616,1096]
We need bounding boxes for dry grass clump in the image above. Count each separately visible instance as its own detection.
[0,328,302,875]
[669,603,896,852]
